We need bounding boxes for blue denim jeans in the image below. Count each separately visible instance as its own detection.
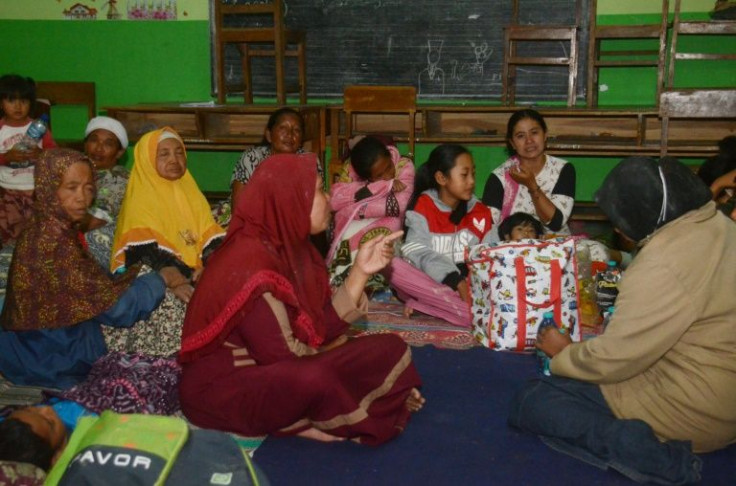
[508,376,702,485]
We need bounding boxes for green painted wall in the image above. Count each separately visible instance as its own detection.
[599,0,714,15]
[596,12,736,106]
[1,2,733,199]
[0,19,236,193]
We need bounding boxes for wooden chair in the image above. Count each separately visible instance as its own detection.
[333,86,417,183]
[34,81,96,149]
[212,0,306,105]
[665,0,736,88]
[586,0,669,107]
[343,85,417,154]
[502,0,581,107]
[659,89,736,156]
[35,81,96,128]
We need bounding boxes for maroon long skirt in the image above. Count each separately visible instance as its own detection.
[180,333,421,446]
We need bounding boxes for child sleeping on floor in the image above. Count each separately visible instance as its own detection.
[0,351,266,484]
[0,406,268,485]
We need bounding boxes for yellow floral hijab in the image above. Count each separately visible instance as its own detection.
[111,127,224,273]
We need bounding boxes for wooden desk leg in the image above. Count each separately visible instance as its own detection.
[329,107,341,184]
[637,113,646,148]
[318,106,327,175]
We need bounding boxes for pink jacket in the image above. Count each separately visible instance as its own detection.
[328,145,414,262]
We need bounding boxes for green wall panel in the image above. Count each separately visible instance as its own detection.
[1,15,726,200]
[0,20,212,105]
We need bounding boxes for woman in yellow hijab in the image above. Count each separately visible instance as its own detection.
[111,127,224,303]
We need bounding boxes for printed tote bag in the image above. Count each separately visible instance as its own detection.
[466,237,582,351]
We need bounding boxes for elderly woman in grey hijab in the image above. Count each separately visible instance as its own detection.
[508,157,736,485]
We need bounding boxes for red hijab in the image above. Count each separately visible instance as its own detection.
[179,153,330,362]
[0,149,136,331]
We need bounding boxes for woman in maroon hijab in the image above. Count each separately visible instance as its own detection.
[179,153,424,444]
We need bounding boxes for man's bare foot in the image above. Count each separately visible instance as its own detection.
[296,427,345,442]
[403,305,414,318]
[406,388,425,413]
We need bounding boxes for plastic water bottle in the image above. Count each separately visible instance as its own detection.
[601,306,615,330]
[536,312,561,376]
[13,117,48,152]
[575,241,598,328]
[595,260,621,315]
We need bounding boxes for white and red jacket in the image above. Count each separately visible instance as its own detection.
[401,189,493,285]
[0,118,57,190]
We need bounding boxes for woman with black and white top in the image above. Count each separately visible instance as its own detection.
[482,109,576,236]
[230,107,321,207]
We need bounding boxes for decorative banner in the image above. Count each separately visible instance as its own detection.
[61,3,101,20]
[126,1,178,20]
[0,0,207,20]
[64,1,177,21]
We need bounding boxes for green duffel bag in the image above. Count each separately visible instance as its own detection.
[45,411,268,486]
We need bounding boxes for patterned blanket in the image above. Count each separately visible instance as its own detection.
[351,292,604,350]
[350,294,478,350]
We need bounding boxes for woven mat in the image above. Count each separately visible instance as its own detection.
[350,298,478,350]
[351,292,604,350]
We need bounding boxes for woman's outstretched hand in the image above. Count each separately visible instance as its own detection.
[354,230,404,276]
[509,165,537,189]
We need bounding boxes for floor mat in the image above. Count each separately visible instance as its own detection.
[351,294,603,350]
[350,292,477,350]
[253,346,736,485]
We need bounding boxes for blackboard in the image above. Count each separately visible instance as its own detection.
[211,0,589,101]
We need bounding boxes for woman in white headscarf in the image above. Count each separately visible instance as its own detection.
[82,116,130,266]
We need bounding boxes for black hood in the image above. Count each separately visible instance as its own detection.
[595,157,712,242]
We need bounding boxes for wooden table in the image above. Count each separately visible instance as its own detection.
[104,103,326,158]
[104,103,734,200]
[328,104,734,181]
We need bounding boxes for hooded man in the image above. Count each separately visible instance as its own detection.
[509,157,736,485]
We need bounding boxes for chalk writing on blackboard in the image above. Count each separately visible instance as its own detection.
[418,40,446,96]
[317,0,403,13]
[449,41,493,82]
[212,0,588,101]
